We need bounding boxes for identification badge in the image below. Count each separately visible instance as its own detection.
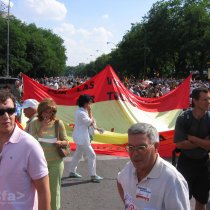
[124,193,138,210]
[136,186,151,202]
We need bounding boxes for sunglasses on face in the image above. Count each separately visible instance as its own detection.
[0,108,16,116]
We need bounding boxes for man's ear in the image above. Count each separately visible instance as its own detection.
[154,142,159,150]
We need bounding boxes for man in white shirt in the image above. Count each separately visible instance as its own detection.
[117,123,190,210]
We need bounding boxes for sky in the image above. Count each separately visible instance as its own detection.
[2,0,158,66]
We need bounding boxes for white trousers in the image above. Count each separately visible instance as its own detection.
[69,144,96,176]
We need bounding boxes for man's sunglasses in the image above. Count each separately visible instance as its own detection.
[0,108,16,116]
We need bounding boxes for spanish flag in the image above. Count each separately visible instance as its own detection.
[22,65,191,157]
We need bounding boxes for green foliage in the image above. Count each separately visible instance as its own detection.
[0,16,67,77]
[1,0,208,79]
[77,0,210,79]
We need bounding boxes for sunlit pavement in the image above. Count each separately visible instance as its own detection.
[61,154,210,210]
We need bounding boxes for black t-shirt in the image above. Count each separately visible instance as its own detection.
[174,110,210,159]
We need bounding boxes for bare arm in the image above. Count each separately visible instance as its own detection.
[188,135,210,150]
[87,107,93,119]
[87,106,95,125]
[33,175,51,210]
[117,181,124,202]
[174,113,199,150]
[176,140,198,150]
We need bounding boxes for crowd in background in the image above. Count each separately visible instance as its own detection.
[1,74,209,102]
[35,76,89,90]
[33,75,209,98]
[124,77,209,97]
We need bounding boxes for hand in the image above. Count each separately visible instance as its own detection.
[92,118,96,124]
[97,128,104,134]
[87,106,93,116]
[55,140,64,147]
[55,140,67,147]
[87,106,92,112]
[187,135,198,144]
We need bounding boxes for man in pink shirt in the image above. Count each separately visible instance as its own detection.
[0,90,50,210]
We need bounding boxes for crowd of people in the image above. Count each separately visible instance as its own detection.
[2,73,208,101]
[31,74,210,99]
[34,75,89,90]
[0,73,209,209]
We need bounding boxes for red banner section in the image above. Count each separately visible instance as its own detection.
[70,140,175,158]
[23,65,191,112]
[68,129,175,158]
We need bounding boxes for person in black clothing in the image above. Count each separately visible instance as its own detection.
[174,87,210,210]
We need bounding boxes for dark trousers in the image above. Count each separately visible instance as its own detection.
[177,153,210,204]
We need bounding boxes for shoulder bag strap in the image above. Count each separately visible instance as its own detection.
[55,120,59,140]
[183,109,192,131]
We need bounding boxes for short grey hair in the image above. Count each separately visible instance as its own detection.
[128,123,159,144]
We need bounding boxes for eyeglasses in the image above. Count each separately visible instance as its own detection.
[125,144,152,153]
[0,108,16,116]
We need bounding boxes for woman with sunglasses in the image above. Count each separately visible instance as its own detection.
[28,98,69,210]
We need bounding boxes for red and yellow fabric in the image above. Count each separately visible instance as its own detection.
[22,65,191,158]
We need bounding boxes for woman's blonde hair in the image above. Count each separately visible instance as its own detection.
[37,98,57,121]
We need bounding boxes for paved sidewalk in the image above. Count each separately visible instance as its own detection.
[61,155,210,210]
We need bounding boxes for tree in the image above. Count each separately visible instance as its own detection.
[0,16,67,77]
[80,0,210,79]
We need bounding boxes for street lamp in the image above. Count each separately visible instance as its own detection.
[6,0,11,77]
[144,36,148,77]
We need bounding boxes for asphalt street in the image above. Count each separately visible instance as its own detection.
[60,155,210,210]
[61,155,127,210]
